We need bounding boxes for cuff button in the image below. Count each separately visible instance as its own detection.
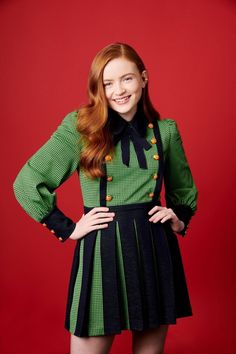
[58,237,63,242]
[148,192,155,198]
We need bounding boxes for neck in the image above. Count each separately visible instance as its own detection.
[118,105,138,122]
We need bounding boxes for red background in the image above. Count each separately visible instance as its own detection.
[1,0,236,353]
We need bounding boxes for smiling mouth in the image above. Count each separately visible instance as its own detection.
[113,95,131,104]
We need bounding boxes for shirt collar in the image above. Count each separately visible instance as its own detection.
[107,100,148,144]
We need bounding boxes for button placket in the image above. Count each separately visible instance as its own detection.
[103,154,114,204]
[146,120,163,203]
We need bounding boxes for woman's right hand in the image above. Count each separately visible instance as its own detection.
[69,207,115,241]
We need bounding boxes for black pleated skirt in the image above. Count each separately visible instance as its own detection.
[64,201,192,337]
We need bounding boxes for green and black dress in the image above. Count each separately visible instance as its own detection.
[13,101,198,337]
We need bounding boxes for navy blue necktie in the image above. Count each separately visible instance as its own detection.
[108,106,152,169]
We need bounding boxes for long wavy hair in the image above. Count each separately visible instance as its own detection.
[76,42,161,179]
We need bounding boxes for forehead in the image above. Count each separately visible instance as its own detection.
[103,57,138,80]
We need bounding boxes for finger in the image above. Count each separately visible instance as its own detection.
[152,213,171,223]
[149,208,172,222]
[90,217,114,225]
[148,205,164,215]
[160,214,172,223]
[88,207,110,215]
[88,212,115,221]
[149,209,167,221]
[152,216,163,223]
[94,212,115,218]
[88,224,109,232]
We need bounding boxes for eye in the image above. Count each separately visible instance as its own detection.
[124,76,132,82]
[104,82,112,87]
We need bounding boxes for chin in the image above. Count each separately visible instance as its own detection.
[110,100,137,114]
[113,106,133,115]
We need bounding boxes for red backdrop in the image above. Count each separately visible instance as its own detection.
[1,0,236,353]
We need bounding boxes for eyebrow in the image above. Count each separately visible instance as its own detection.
[103,72,135,82]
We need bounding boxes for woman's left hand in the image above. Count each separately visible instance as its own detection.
[148,205,185,233]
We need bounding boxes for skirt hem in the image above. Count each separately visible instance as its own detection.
[65,312,193,337]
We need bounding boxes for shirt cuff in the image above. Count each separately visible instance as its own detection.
[171,204,194,236]
[40,205,76,242]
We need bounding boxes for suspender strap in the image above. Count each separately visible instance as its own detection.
[152,119,165,205]
[100,163,107,206]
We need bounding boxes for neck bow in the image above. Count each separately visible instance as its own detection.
[107,102,152,169]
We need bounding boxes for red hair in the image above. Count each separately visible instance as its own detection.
[76,42,160,179]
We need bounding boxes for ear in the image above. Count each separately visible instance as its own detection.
[141,70,148,87]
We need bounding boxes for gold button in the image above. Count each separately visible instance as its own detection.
[153,154,159,160]
[105,155,112,162]
[148,123,154,129]
[50,229,55,234]
[106,195,113,201]
[58,237,63,242]
[42,223,47,227]
[150,137,157,144]
[153,173,158,180]
[107,175,113,182]
[149,192,155,198]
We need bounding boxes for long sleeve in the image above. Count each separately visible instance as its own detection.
[163,119,198,236]
[13,110,82,242]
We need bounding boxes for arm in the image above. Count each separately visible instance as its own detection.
[164,119,198,236]
[13,111,82,242]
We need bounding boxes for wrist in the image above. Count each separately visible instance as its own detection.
[171,219,185,233]
[169,204,194,236]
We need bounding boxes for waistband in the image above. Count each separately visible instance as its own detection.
[84,200,161,213]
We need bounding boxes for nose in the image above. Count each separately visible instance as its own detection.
[114,81,126,95]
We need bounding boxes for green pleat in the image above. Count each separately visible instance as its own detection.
[115,221,130,329]
[69,238,84,333]
[87,231,104,336]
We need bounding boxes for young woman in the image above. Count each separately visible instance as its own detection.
[13,42,198,354]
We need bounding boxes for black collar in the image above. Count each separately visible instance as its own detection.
[107,100,148,145]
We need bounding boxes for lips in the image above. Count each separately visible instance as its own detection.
[113,95,131,104]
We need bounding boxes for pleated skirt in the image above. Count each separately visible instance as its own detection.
[64,201,193,337]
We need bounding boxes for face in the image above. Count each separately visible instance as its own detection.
[102,57,148,121]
